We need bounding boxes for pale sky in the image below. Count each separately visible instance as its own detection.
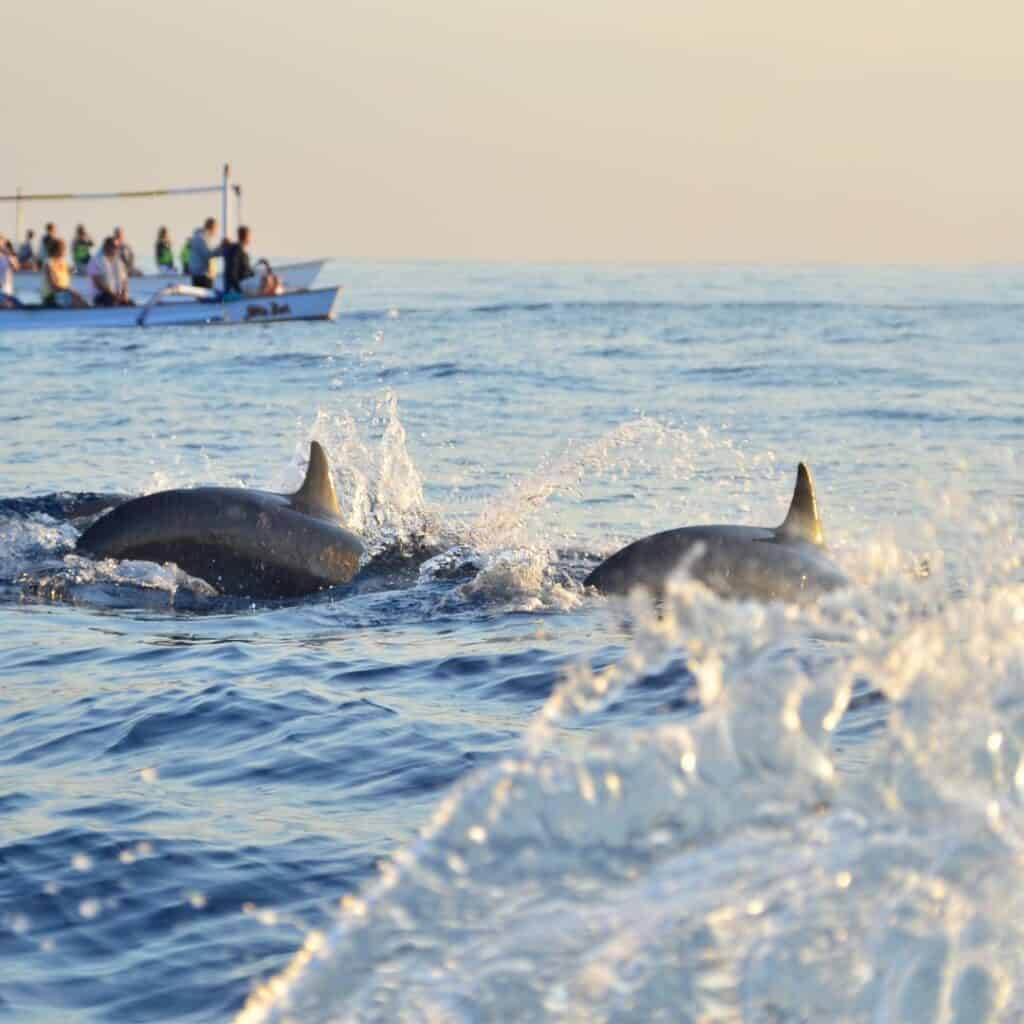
[3,0,1023,263]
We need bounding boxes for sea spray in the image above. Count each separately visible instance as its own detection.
[237,484,1024,1024]
[293,393,433,554]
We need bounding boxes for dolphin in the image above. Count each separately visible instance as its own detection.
[584,463,848,604]
[75,442,364,598]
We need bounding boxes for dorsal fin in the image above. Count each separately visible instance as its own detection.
[777,462,825,546]
[291,441,341,518]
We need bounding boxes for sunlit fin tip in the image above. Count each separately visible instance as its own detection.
[779,462,825,546]
[292,441,341,517]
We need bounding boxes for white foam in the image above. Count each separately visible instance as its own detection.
[236,474,1024,1024]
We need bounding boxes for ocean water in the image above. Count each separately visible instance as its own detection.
[1,263,1023,1023]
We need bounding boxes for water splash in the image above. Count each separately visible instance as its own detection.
[0,394,436,607]
[236,471,1024,1023]
[3,405,1015,626]
[431,418,785,612]
[291,391,434,556]
[0,514,78,581]
[466,417,781,555]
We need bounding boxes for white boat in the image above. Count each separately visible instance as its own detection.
[11,258,327,301]
[0,284,342,331]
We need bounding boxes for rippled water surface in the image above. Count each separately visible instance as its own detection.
[2,264,1023,1023]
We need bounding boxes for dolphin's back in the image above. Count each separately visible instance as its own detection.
[584,463,848,604]
[585,525,765,596]
[76,487,363,597]
[584,524,846,603]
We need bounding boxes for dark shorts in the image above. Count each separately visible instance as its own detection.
[191,274,213,288]
[93,292,116,307]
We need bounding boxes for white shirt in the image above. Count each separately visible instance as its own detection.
[86,250,126,299]
[0,254,13,296]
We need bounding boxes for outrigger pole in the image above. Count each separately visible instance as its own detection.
[222,164,230,243]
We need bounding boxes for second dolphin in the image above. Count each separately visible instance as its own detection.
[585,463,848,604]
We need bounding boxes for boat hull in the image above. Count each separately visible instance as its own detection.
[0,287,342,330]
[12,258,326,301]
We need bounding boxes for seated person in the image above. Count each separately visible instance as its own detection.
[155,227,175,272]
[87,238,133,306]
[72,225,94,274]
[38,223,58,264]
[252,259,284,296]
[41,238,88,308]
[17,230,38,271]
[0,235,20,308]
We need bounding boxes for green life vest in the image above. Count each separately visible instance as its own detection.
[72,240,90,265]
[180,239,192,269]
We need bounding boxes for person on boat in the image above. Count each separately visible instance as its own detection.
[253,259,284,296]
[223,225,255,296]
[41,238,88,308]
[72,225,94,273]
[39,223,59,262]
[188,217,224,289]
[179,236,192,276]
[87,237,133,307]
[0,236,20,307]
[112,227,141,277]
[17,230,38,271]
[155,227,175,273]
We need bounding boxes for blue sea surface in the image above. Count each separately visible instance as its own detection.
[2,264,1023,1022]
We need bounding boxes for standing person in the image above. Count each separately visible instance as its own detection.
[188,217,224,289]
[112,226,140,276]
[41,238,88,308]
[72,225,94,273]
[0,235,20,307]
[87,237,132,306]
[39,222,58,262]
[17,229,38,270]
[155,227,175,273]
[223,225,255,295]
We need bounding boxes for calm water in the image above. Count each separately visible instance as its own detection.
[2,264,1023,1023]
